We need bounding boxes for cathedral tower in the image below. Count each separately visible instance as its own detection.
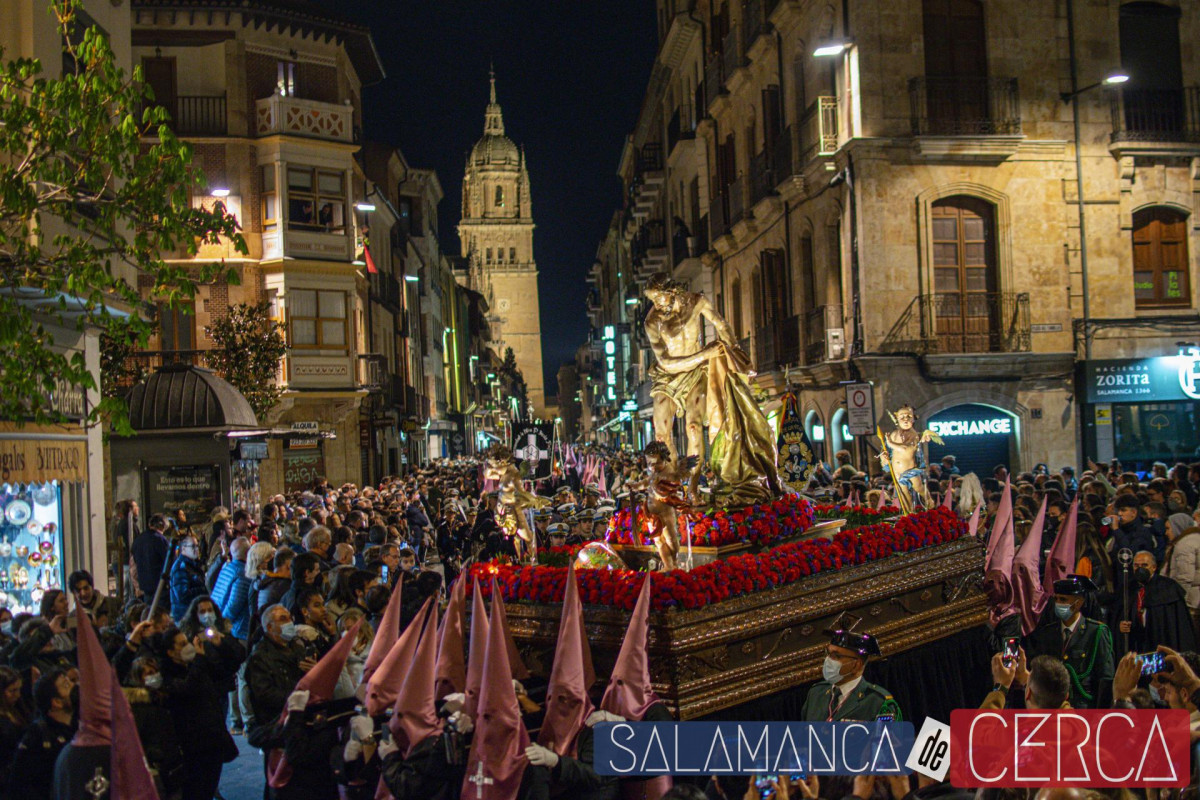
[458,71,546,415]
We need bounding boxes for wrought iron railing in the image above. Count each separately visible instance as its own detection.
[800,96,839,162]
[116,349,214,390]
[710,190,730,241]
[667,103,696,155]
[881,292,1031,354]
[705,52,724,109]
[727,175,746,225]
[805,305,844,364]
[176,94,227,136]
[1110,87,1200,143]
[358,353,387,391]
[754,315,801,372]
[742,0,771,52]
[749,148,775,206]
[908,77,1021,137]
[722,27,745,84]
[638,142,664,174]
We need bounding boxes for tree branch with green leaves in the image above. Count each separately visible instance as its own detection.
[0,0,246,434]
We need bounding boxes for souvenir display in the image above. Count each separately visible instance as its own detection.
[0,483,64,613]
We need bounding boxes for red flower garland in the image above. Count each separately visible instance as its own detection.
[604,493,815,548]
[467,506,967,612]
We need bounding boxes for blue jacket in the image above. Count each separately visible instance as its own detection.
[169,555,207,621]
[212,560,253,640]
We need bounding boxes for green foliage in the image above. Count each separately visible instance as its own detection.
[0,1,246,434]
[204,302,286,421]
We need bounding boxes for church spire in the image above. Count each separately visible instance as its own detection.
[484,67,505,137]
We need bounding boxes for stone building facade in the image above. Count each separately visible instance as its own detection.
[457,74,547,417]
[592,0,1200,475]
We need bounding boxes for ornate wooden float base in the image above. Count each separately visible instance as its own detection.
[505,536,987,719]
[610,518,848,571]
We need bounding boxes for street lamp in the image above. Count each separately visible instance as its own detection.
[353,202,376,212]
[1060,70,1129,103]
[813,39,852,58]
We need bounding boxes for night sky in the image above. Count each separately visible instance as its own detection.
[339,1,660,399]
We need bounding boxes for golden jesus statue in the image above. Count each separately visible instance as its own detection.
[643,273,781,507]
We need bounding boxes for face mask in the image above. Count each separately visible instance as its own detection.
[822,657,843,684]
[1134,567,1152,584]
[0,621,11,635]
[178,644,197,663]
[144,673,163,690]
[199,611,217,628]
[1054,603,1074,621]
[279,622,298,642]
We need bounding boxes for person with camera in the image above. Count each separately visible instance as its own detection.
[1024,574,1114,708]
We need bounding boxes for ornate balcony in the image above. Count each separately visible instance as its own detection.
[805,305,845,365]
[800,96,839,162]
[357,353,387,392]
[882,292,1030,355]
[1110,87,1200,145]
[754,316,802,373]
[908,77,1021,137]
[256,93,355,143]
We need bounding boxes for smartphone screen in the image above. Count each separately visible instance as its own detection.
[1139,651,1165,676]
[381,565,389,582]
[1002,637,1019,666]
[755,777,775,799]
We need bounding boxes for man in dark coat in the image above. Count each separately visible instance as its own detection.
[1026,574,1115,709]
[131,514,171,602]
[1109,495,1158,599]
[244,604,309,749]
[1113,550,1197,654]
[169,535,207,622]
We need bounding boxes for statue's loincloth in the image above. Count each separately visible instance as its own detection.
[650,362,707,417]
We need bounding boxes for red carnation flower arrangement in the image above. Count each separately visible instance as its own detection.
[466,505,967,613]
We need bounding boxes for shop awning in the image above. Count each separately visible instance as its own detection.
[0,422,88,483]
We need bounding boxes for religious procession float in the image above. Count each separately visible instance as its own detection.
[467,274,987,719]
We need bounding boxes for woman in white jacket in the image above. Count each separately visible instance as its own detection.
[1162,511,1200,638]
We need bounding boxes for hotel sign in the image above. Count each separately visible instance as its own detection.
[1083,354,1200,403]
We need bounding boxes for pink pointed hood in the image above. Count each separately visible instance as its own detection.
[72,604,162,798]
[270,619,364,787]
[1044,498,1079,605]
[967,502,982,537]
[362,572,404,684]
[490,577,530,680]
[984,478,1016,625]
[941,485,954,510]
[600,574,660,721]
[435,575,467,701]
[1012,497,1048,635]
[877,489,889,510]
[465,579,490,719]
[73,602,112,747]
[538,562,596,757]
[389,601,442,758]
[365,599,432,716]
[461,586,531,800]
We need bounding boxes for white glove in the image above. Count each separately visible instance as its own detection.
[585,710,624,727]
[343,738,364,762]
[441,692,466,714]
[525,743,559,768]
[349,714,374,742]
[512,679,526,696]
[377,735,400,760]
[449,710,474,735]
[294,624,319,642]
[286,689,310,712]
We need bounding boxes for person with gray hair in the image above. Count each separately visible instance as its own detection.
[303,525,333,567]
[1163,513,1200,637]
[1114,549,1197,655]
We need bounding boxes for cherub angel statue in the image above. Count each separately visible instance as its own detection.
[483,444,548,562]
[635,441,697,571]
[876,405,943,514]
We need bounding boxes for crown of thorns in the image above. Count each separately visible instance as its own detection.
[645,273,687,294]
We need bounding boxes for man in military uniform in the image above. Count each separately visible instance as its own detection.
[592,505,615,541]
[570,510,594,543]
[582,485,601,510]
[532,509,553,550]
[1024,574,1115,709]
[548,522,569,549]
[553,501,577,526]
[800,630,901,722]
